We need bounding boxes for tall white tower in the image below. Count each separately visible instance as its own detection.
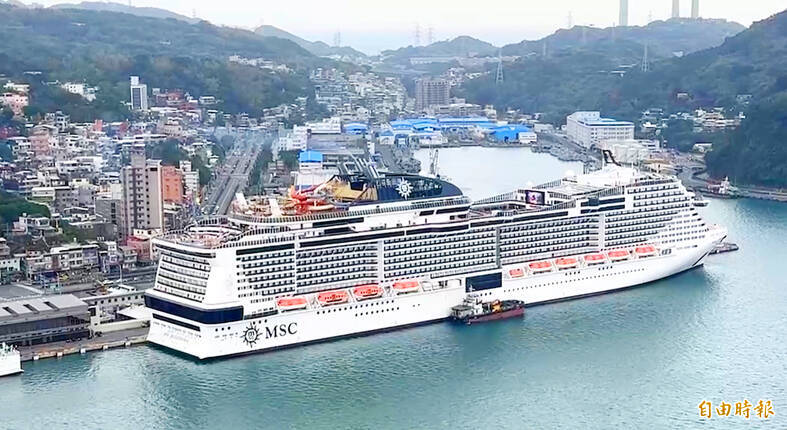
[691,0,699,18]
[619,0,629,26]
[672,0,680,18]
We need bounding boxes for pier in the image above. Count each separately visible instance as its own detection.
[17,327,148,362]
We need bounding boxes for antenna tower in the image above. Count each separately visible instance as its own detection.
[414,23,421,46]
[567,12,573,28]
[427,27,434,45]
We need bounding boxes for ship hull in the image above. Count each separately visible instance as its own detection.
[147,229,724,360]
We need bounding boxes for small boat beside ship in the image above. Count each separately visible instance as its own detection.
[451,296,525,325]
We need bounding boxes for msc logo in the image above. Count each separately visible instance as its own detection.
[264,322,298,339]
[242,322,298,348]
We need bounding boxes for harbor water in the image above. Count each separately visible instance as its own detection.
[1,147,785,429]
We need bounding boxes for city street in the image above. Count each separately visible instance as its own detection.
[202,135,264,215]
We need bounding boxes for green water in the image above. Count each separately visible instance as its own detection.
[1,147,784,429]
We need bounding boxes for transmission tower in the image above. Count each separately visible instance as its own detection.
[427,27,434,45]
[333,31,342,47]
[641,44,650,72]
[495,50,504,85]
[567,12,573,28]
[414,23,421,46]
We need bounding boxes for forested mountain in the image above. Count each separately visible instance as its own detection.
[457,15,764,123]
[0,4,322,121]
[705,95,787,187]
[255,25,367,59]
[382,36,498,63]
[503,18,744,59]
[50,1,198,23]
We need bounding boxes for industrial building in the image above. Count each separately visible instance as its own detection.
[0,295,91,346]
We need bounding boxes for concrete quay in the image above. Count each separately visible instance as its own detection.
[17,327,148,362]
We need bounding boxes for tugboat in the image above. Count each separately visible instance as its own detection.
[451,295,525,325]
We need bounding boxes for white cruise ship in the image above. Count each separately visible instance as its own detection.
[0,343,23,377]
[145,163,726,359]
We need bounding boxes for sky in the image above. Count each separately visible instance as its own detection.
[21,0,787,54]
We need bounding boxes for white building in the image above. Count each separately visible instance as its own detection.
[129,76,149,111]
[276,126,309,152]
[61,82,97,101]
[305,117,342,135]
[566,111,634,148]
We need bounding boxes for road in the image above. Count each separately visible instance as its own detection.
[202,136,263,215]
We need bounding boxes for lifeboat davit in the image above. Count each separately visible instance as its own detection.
[352,284,383,300]
[392,280,420,294]
[635,245,657,257]
[583,253,606,265]
[509,268,525,278]
[528,261,553,273]
[316,290,349,306]
[607,249,630,261]
[277,296,308,311]
[555,257,579,270]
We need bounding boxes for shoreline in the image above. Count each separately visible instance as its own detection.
[17,328,148,362]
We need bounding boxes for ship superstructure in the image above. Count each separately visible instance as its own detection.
[146,165,726,359]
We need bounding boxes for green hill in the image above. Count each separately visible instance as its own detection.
[458,17,753,123]
[382,36,498,63]
[50,1,198,23]
[0,4,321,121]
[503,18,744,59]
[255,25,367,60]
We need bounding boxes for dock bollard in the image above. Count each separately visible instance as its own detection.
[56,352,63,358]
[33,355,39,361]
[125,341,131,347]
[103,345,108,350]
[80,348,86,354]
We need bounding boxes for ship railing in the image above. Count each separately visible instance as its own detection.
[473,192,518,205]
[228,196,472,224]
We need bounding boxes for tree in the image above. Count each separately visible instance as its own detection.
[149,139,187,166]
[0,142,14,162]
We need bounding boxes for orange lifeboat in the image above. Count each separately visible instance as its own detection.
[635,245,657,257]
[555,257,578,270]
[607,249,630,261]
[528,261,553,273]
[352,284,383,300]
[392,280,420,294]
[509,268,525,278]
[277,296,308,311]
[583,253,606,265]
[316,290,349,306]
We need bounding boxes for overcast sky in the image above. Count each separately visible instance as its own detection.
[23,0,787,54]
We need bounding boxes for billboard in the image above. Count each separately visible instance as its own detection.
[525,190,546,205]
